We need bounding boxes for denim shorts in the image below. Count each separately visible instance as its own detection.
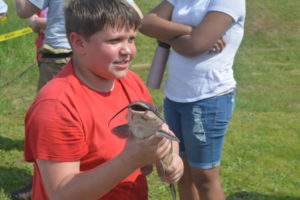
[164,90,235,170]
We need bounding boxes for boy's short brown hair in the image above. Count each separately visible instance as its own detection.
[65,0,141,40]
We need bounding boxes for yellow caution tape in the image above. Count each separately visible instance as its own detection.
[0,27,33,42]
[0,16,7,23]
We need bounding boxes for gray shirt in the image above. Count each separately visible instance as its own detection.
[29,0,71,49]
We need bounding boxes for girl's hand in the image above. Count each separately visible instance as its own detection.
[209,38,226,53]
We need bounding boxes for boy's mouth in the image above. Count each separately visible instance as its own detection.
[115,57,131,64]
[114,59,130,69]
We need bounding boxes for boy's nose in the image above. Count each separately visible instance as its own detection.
[120,43,133,55]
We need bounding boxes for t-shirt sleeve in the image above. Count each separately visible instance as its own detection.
[24,99,88,162]
[167,0,176,6]
[28,0,48,10]
[207,0,245,22]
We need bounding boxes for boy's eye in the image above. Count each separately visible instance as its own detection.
[128,36,135,43]
[107,36,136,44]
[108,39,121,43]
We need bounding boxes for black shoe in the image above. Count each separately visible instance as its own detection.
[9,182,32,200]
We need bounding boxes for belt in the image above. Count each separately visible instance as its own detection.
[42,52,72,58]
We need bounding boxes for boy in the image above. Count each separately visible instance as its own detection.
[24,0,183,199]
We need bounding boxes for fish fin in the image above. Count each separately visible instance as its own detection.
[111,124,131,138]
[155,130,180,142]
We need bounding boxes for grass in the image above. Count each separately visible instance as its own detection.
[1,0,300,199]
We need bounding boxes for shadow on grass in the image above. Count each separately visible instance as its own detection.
[228,191,300,200]
[0,136,23,151]
[0,166,31,196]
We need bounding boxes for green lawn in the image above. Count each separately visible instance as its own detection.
[1,0,299,200]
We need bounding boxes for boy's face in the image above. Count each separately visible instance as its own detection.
[82,26,137,80]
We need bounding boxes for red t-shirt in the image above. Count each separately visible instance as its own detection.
[24,60,153,200]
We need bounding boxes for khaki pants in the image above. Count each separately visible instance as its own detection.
[37,57,70,91]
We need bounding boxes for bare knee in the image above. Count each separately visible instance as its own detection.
[178,158,194,185]
[191,167,222,190]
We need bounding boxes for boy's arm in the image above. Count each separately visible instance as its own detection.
[37,157,134,200]
[28,14,47,33]
[140,0,192,40]
[168,11,233,57]
[15,0,40,18]
[161,139,183,183]
[36,134,171,200]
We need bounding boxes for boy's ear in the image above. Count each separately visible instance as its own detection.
[69,32,87,55]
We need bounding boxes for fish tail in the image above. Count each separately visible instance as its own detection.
[170,183,177,200]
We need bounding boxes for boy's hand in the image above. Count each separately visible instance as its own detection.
[159,153,184,183]
[28,14,39,32]
[28,14,46,33]
[122,134,172,170]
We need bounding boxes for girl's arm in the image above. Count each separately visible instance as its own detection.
[141,0,233,57]
[140,0,192,40]
[168,11,233,57]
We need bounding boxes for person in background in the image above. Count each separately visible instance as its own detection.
[140,0,246,199]
[16,0,72,91]
[24,0,183,199]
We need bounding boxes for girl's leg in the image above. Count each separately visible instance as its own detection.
[191,167,225,200]
[178,157,200,200]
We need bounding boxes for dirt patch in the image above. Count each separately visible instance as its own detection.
[131,63,150,68]
[289,69,300,75]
